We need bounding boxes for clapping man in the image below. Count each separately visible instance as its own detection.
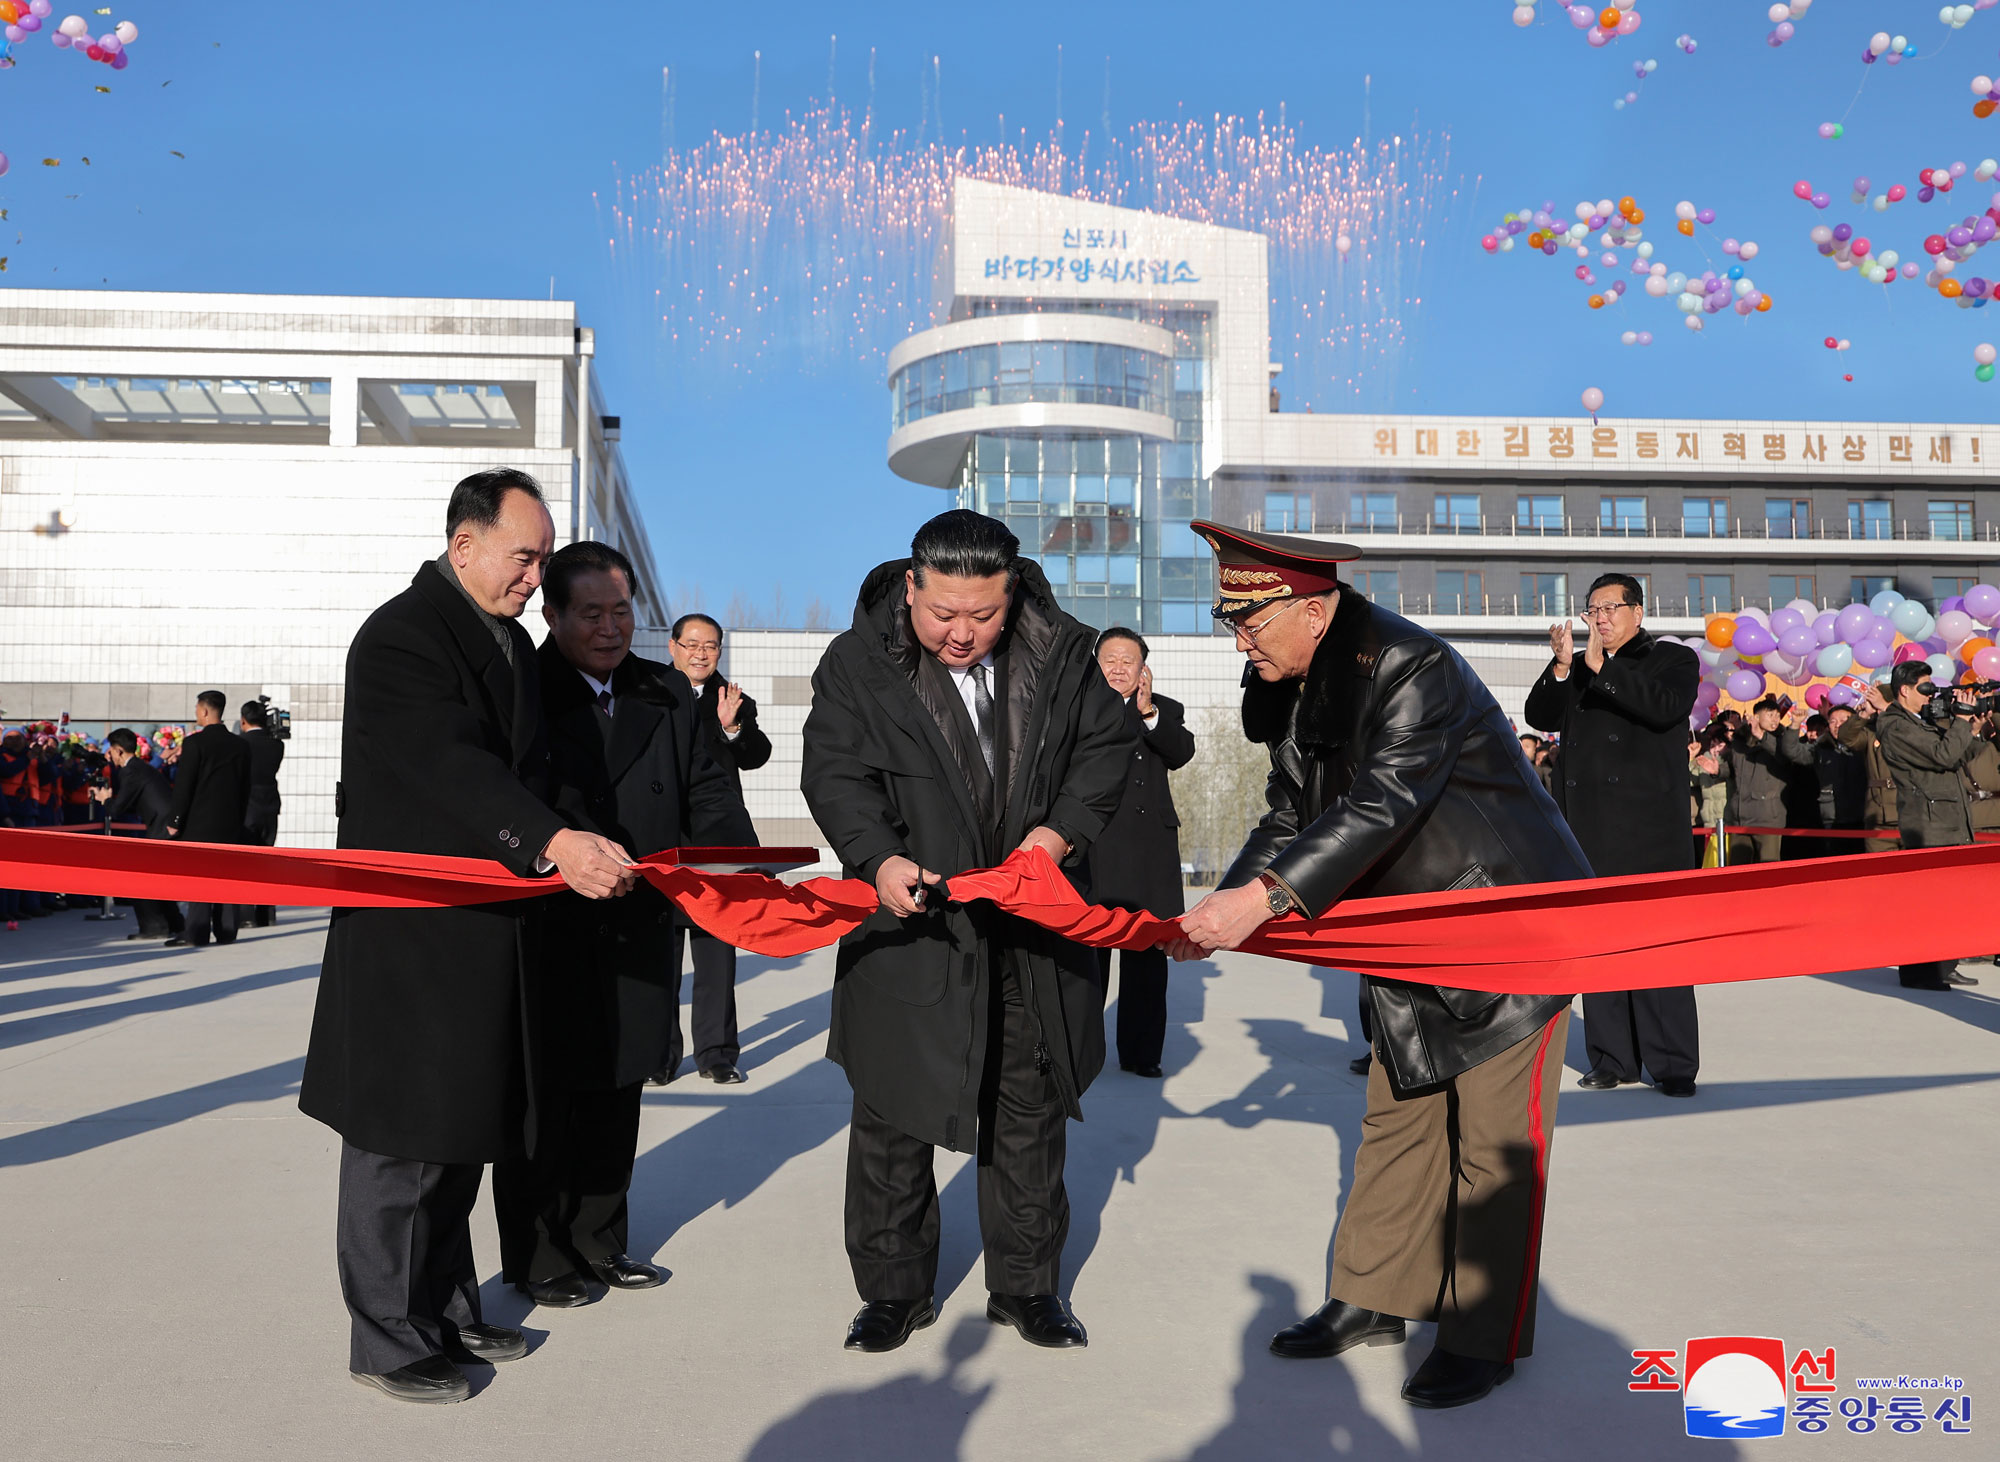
[165,690,252,948]
[92,727,184,940]
[665,613,772,1084]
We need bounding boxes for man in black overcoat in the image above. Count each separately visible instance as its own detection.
[492,542,755,1308]
[1170,523,1591,1410]
[237,698,286,928]
[165,690,252,948]
[1524,572,1703,1097]
[1083,627,1195,1078]
[801,510,1132,1354]
[92,726,183,938]
[298,469,637,1405]
[666,612,774,1083]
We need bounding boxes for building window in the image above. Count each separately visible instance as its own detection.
[1520,573,1568,617]
[1515,494,1564,534]
[1688,574,1733,613]
[1432,493,1481,534]
[1264,489,1313,532]
[1766,498,1811,540]
[1769,574,1816,607]
[1350,490,1399,530]
[1351,568,1399,610]
[1437,569,1484,614]
[1929,499,1974,541]
[1847,500,1891,540]
[1850,575,1893,604]
[1159,602,1204,634]
[1599,497,1648,536]
[1935,575,1976,603]
[1683,497,1729,538]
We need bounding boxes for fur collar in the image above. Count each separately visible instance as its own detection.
[1241,587,1380,748]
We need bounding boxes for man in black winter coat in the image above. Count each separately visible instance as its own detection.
[492,541,755,1309]
[165,690,252,948]
[1171,522,1591,1411]
[237,699,286,928]
[93,726,184,938]
[1083,627,1195,1078]
[299,469,637,1405]
[1524,572,1702,1097]
[666,612,774,1083]
[801,510,1132,1355]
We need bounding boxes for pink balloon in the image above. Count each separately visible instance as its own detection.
[1975,646,2000,680]
[1618,10,1640,34]
[1893,642,1929,664]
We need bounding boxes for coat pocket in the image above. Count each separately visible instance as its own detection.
[843,911,953,1006]
[1433,864,1505,1020]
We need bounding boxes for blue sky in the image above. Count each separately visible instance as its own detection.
[2,1,1991,616]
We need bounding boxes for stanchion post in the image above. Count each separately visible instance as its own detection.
[1714,814,1728,867]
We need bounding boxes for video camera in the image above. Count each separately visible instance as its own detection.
[254,693,292,742]
[72,745,111,789]
[1922,679,2000,727]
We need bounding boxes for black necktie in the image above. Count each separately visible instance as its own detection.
[596,689,612,717]
[968,662,995,776]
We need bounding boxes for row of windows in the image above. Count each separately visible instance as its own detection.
[1307,490,1984,542]
[891,342,1185,428]
[975,435,1200,477]
[1345,568,1983,616]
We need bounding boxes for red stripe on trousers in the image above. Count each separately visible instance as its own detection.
[1505,1014,1561,1364]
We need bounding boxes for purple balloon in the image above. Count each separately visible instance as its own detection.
[1725,669,1765,702]
[1833,223,1853,242]
[1852,638,1893,669]
[1769,607,1805,636]
[1923,636,1949,656]
[17,13,37,31]
[1735,623,1778,656]
[1977,218,1999,244]
[1778,627,1817,657]
[1697,208,1717,224]
[1835,603,1876,643]
[1964,583,2000,623]
[1813,611,1841,646]
[1812,192,1831,209]
[1828,684,1860,707]
[1696,682,1722,708]
[1871,613,1897,643]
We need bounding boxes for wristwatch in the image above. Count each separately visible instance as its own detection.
[1256,871,1295,916]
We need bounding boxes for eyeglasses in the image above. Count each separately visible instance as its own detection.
[675,639,721,653]
[1229,598,1306,648]
[1579,601,1638,622]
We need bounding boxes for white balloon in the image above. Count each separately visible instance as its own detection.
[1645,275,1670,296]
[58,14,87,37]
[1738,241,1759,261]
[114,20,136,43]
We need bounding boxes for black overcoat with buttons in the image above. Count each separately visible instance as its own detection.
[1523,629,1702,876]
[1085,693,1195,918]
[300,560,568,1165]
[537,640,755,1089]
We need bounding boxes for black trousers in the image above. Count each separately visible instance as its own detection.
[335,1142,484,1375]
[1098,946,1168,1070]
[134,898,185,937]
[1899,959,1960,988]
[184,900,238,946]
[492,1081,644,1284]
[1582,987,1700,1084]
[844,964,1068,1302]
[239,819,278,927]
[684,928,740,1069]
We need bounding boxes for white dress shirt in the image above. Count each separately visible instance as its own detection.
[580,669,614,716]
[946,653,998,726]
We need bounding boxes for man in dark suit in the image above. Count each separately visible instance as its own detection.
[299,469,637,1405]
[92,727,184,939]
[1083,627,1195,1079]
[237,699,286,928]
[665,612,773,1084]
[165,690,252,948]
[1525,572,1703,1097]
[492,541,755,1308]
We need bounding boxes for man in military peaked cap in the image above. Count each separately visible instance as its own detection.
[1165,520,1592,1410]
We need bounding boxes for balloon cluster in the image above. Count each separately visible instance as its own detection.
[1619,328,1654,345]
[1681,586,2000,727]
[1977,341,1997,379]
[1555,0,1643,48]
[1673,32,1697,53]
[1975,63,2000,117]
[1481,195,1769,334]
[1613,56,1658,110]
[1766,0,1815,48]
[0,1,50,46]
[50,12,135,67]
[1795,164,2000,302]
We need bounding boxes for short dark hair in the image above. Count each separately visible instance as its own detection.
[910,509,1018,588]
[1752,695,1784,714]
[239,700,268,727]
[543,540,635,612]
[1518,732,1543,748]
[1587,572,1645,608]
[446,467,545,538]
[1805,713,1829,737]
[1890,660,1936,694]
[672,612,722,642]
[1096,626,1149,661]
[197,689,227,715]
[106,727,138,754]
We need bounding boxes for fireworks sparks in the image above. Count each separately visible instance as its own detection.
[602,104,1459,409]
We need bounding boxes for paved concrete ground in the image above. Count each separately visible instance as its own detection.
[2,904,1995,1461]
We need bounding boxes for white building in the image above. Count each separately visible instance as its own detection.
[0,288,658,847]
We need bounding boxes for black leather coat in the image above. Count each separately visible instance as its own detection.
[1221,590,1587,1091]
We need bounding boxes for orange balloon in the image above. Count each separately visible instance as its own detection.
[1978,100,1999,119]
[0,2,18,20]
[1964,667,1984,685]
[1618,195,1637,217]
[1588,294,1605,309]
[1756,294,1773,311]
[1678,219,1695,236]
[1528,231,1545,249]
[1941,278,1965,298]
[1706,618,1736,649]
[1626,206,1645,223]
[1599,6,1620,28]
[1962,636,1993,663]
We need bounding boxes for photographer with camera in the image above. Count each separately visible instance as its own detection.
[1848,660,1986,990]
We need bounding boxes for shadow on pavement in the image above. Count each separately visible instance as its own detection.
[0,1055,304,1167]
[0,961,320,1052]
[1554,1070,2000,1123]
[1813,969,2000,1036]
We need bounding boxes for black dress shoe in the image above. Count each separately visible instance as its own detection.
[1270,1298,1405,1358]
[1943,968,1980,986]
[1656,1078,1697,1098]
[986,1293,1087,1348]
[700,1063,746,1084]
[516,1273,593,1308]
[162,936,192,948]
[350,1354,470,1404]
[844,1297,935,1353]
[1402,1346,1514,1409]
[1348,1053,1372,1076]
[646,1066,679,1086]
[1577,1069,1626,1090]
[590,1252,668,1289]
[449,1323,528,1364]
[1120,1062,1164,1079]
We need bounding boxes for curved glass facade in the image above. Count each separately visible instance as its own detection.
[891,339,1171,429]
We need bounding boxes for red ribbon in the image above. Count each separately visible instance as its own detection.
[5,827,1992,994]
